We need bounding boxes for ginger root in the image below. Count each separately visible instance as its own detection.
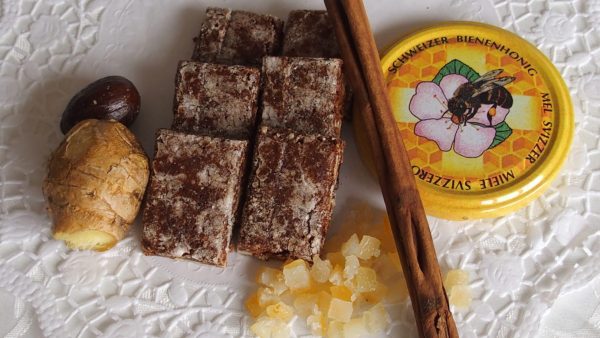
[43,119,149,251]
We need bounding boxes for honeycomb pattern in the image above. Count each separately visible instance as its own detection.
[386,38,552,190]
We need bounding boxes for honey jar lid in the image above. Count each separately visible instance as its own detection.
[354,22,573,220]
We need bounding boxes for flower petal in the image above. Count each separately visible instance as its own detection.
[454,123,496,158]
[414,118,458,152]
[439,74,469,99]
[409,82,448,120]
[469,104,510,126]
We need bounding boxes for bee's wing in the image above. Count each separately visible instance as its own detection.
[493,76,516,87]
[471,76,516,97]
[473,69,504,83]
[471,82,497,97]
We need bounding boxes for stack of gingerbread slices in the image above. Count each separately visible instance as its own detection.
[141,8,346,267]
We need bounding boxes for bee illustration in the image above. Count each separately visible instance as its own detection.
[446,69,516,126]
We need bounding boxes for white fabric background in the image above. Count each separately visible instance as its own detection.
[0,0,598,337]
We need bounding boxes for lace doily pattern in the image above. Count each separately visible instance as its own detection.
[0,0,105,218]
[0,0,599,337]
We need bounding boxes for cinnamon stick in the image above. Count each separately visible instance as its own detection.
[324,1,459,337]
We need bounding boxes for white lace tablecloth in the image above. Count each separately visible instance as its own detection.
[0,0,598,337]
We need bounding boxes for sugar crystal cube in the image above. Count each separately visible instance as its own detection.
[257,267,288,295]
[266,301,294,321]
[328,298,353,323]
[449,284,472,309]
[328,321,345,338]
[357,235,381,260]
[250,316,290,338]
[343,317,369,338]
[353,267,378,293]
[341,234,361,257]
[310,255,333,283]
[444,269,469,289]
[363,304,391,333]
[282,259,312,291]
[245,292,262,318]
[293,292,318,317]
[344,255,360,280]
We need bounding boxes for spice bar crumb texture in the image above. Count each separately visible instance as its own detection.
[261,56,345,138]
[192,7,284,66]
[142,129,248,267]
[172,61,261,139]
[282,10,340,58]
[238,126,344,261]
[282,10,353,120]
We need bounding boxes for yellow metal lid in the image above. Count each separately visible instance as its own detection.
[354,22,573,220]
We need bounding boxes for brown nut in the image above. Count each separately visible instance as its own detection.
[60,76,140,134]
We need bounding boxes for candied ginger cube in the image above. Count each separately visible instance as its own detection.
[329,264,344,286]
[328,298,353,323]
[330,285,353,302]
[257,287,279,308]
[342,279,356,293]
[272,328,290,338]
[293,292,318,317]
[283,259,311,291]
[343,317,369,338]
[266,301,294,322]
[328,321,344,338]
[246,233,398,336]
[360,282,388,304]
[307,311,327,336]
[344,255,360,280]
[250,316,290,338]
[245,292,262,318]
[449,284,472,309]
[310,255,332,283]
[341,234,361,257]
[257,266,280,285]
[353,267,378,293]
[444,269,469,290]
[363,304,391,333]
[257,267,288,295]
[357,235,381,260]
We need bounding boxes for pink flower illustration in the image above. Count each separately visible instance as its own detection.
[409,74,510,158]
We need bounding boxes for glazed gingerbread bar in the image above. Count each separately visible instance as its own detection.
[172,61,260,139]
[261,56,345,138]
[141,129,248,267]
[192,7,284,66]
[238,126,344,261]
[282,10,340,58]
